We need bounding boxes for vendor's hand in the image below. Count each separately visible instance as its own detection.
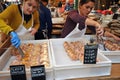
[30,28,37,35]
[10,31,20,48]
[96,25,104,36]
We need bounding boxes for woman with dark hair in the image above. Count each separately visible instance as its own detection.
[0,0,40,48]
[60,0,103,38]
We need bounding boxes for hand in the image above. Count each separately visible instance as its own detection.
[10,31,20,48]
[96,25,104,36]
[30,28,37,35]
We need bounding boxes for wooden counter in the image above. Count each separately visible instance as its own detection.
[69,63,120,80]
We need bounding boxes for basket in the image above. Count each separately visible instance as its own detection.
[0,31,11,56]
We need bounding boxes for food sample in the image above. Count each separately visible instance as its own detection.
[10,42,50,68]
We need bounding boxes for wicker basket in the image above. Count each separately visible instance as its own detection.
[0,32,11,56]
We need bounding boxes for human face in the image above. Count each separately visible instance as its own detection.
[23,0,38,15]
[79,1,95,17]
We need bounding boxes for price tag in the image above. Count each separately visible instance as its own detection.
[84,44,98,64]
[31,65,46,80]
[10,65,26,80]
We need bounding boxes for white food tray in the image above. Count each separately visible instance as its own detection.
[0,40,53,80]
[98,38,120,63]
[50,38,112,80]
[83,35,120,63]
[99,49,120,63]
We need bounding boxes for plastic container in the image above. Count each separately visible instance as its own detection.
[99,50,120,63]
[83,35,120,63]
[50,38,112,80]
[0,40,53,80]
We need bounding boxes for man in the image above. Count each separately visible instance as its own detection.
[35,0,52,39]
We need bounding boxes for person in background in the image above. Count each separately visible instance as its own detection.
[65,0,74,11]
[0,0,40,48]
[61,0,103,38]
[35,0,52,39]
[57,0,66,14]
[58,0,62,8]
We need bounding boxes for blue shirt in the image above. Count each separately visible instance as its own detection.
[38,2,52,37]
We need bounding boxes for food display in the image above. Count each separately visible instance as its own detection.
[50,38,111,79]
[104,40,120,51]
[63,41,100,62]
[107,20,120,37]
[63,41,84,61]
[10,42,50,68]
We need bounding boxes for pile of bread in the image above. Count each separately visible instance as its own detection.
[104,40,120,51]
[10,42,50,68]
[107,20,120,37]
[63,41,100,62]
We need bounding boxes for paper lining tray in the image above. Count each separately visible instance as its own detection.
[0,40,53,80]
[50,38,112,80]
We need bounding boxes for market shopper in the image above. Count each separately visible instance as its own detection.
[35,0,52,39]
[60,0,104,38]
[0,0,40,48]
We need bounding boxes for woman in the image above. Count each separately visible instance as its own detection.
[61,0,103,38]
[0,0,40,48]
[35,0,52,39]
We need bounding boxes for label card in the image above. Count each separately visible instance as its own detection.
[10,65,26,80]
[31,65,46,80]
[84,44,98,64]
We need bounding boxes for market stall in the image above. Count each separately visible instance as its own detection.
[0,0,120,80]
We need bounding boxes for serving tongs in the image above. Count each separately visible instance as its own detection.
[97,36,107,51]
[17,47,24,58]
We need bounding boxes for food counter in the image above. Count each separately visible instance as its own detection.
[72,63,120,80]
[0,35,120,80]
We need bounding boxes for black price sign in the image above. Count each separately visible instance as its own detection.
[31,65,46,80]
[84,44,98,64]
[10,65,26,80]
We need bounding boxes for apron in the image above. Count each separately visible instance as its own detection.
[65,23,86,38]
[15,7,34,40]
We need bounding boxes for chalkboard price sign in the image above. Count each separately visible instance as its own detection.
[84,44,98,64]
[10,65,26,80]
[31,65,46,80]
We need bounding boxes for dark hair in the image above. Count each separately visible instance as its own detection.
[41,0,48,3]
[79,0,95,6]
